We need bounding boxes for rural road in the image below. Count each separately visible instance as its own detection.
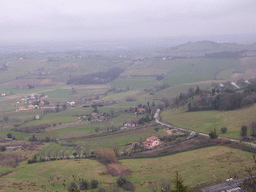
[154,109,255,191]
[201,177,246,192]
[154,109,256,148]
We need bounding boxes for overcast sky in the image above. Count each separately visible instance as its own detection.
[0,0,256,42]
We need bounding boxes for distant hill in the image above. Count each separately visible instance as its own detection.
[171,40,256,52]
[163,40,256,57]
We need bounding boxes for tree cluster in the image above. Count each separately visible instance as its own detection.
[67,179,99,192]
[169,82,256,111]
[144,83,170,93]
[67,67,124,85]
[13,123,51,133]
[205,50,244,58]
[117,176,135,191]
[94,148,117,163]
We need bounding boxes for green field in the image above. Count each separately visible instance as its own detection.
[0,49,255,192]
[0,159,116,192]
[111,77,162,89]
[0,146,252,191]
[121,146,252,191]
[102,90,141,101]
[35,124,166,157]
[161,104,256,139]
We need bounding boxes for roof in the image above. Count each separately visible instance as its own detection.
[147,136,158,141]
[127,121,138,124]
[142,141,153,145]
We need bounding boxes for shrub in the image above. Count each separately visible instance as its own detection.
[116,177,134,191]
[121,182,134,191]
[117,176,127,187]
[45,136,51,142]
[209,128,218,139]
[27,159,37,164]
[125,96,136,102]
[241,125,248,136]
[250,121,256,136]
[90,179,99,189]
[7,133,12,138]
[241,96,255,107]
[80,180,89,190]
[98,188,106,192]
[221,127,227,133]
[73,152,78,158]
[0,146,6,152]
[67,182,79,192]
[94,148,117,163]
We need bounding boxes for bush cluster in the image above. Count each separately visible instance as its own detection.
[67,179,99,191]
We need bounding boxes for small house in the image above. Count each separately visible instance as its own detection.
[19,106,26,111]
[142,136,160,150]
[131,106,146,113]
[39,100,44,106]
[137,108,146,113]
[90,112,102,119]
[123,121,139,128]
[67,101,75,106]
[28,105,35,110]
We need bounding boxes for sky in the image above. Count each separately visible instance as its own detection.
[0,0,256,42]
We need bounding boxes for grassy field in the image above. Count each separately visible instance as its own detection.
[102,90,141,101]
[111,77,162,89]
[0,159,116,192]
[161,104,256,139]
[121,146,252,191]
[139,83,212,101]
[0,146,252,192]
[35,124,166,157]
[0,53,254,192]
[74,124,166,149]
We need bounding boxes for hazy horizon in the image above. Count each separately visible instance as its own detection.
[0,0,256,43]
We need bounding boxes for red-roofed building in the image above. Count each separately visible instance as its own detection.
[142,136,160,149]
[39,100,44,106]
[28,105,35,110]
[19,106,26,111]
[131,106,146,113]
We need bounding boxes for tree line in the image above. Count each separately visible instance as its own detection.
[66,67,124,85]
[166,79,256,112]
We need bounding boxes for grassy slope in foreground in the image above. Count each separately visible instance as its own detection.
[161,104,256,139]
[121,146,252,191]
[0,159,116,192]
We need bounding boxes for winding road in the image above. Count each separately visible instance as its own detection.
[154,108,255,191]
[154,109,256,147]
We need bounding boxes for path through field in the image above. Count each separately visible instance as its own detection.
[154,109,256,147]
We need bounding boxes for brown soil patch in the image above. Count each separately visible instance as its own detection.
[237,56,256,66]
[106,163,132,176]
[230,73,244,79]
[0,141,43,168]
[38,79,53,85]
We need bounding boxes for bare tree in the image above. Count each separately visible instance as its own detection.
[112,145,121,157]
